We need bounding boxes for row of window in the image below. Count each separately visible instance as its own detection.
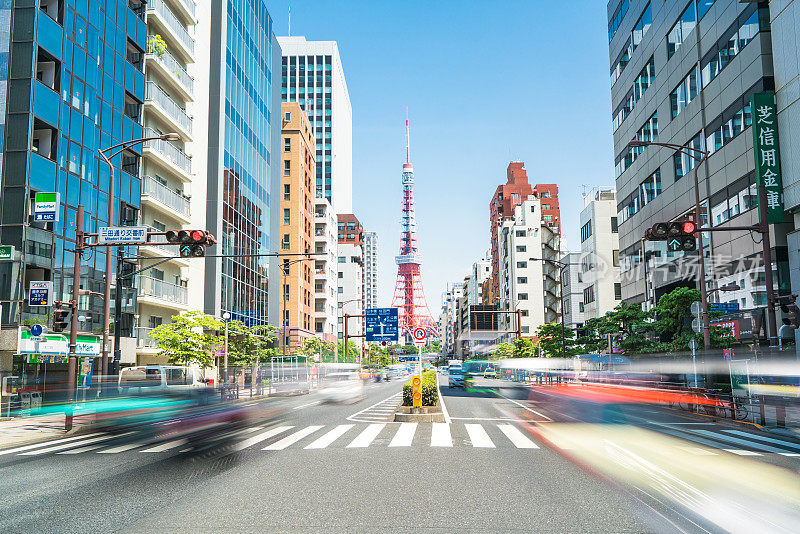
[613,56,655,131]
[617,169,661,225]
[609,2,651,84]
[580,221,592,243]
[615,111,658,177]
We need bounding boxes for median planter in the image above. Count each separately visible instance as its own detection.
[394,405,445,423]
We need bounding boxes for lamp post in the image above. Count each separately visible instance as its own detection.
[222,311,231,383]
[98,132,180,378]
[530,257,568,357]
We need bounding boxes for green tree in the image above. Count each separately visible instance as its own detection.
[493,342,514,359]
[512,337,536,358]
[651,286,699,340]
[250,324,279,363]
[337,340,360,363]
[149,311,223,367]
[534,322,577,357]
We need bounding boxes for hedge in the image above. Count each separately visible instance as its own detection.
[402,370,439,406]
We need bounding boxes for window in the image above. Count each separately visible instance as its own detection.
[515,230,526,237]
[516,245,526,252]
[705,96,753,155]
[631,2,652,51]
[583,286,595,304]
[543,215,553,222]
[613,250,620,267]
[615,112,658,177]
[608,0,630,42]
[521,326,530,334]
[619,169,661,225]
[284,160,290,176]
[283,208,290,225]
[517,277,528,284]
[579,302,585,312]
[520,310,529,317]
[674,132,704,181]
[516,261,527,268]
[284,184,290,200]
[711,173,757,226]
[152,220,166,232]
[670,65,700,119]
[338,256,346,263]
[282,234,290,250]
[614,283,622,300]
[698,0,715,20]
[518,293,528,301]
[580,221,592,243]
[284,111,291,121]
[667,2,696,59]
[338,287,343,294]
[611,217,618,233]
[542,204,550,210]
[284,137,291,152]
[540,192,551,198]
[701,6,762,88]
[610,37,631,86]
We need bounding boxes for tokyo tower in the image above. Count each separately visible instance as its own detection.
[391,112,439,338]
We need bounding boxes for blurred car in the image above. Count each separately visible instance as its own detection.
[483,367,497,379]
[319,372,365,403]
[118,365,206,395]
[448,363,464,388]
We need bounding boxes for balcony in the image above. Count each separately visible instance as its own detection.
[167,0,196,25]
[136,275,189,309]
[135,326,159,351]
[143,127,192,180]
[141,175,191,222]
[144,82,192,139]
[138,225,190,266]
[146,0,194,62]
[145,36,194,101]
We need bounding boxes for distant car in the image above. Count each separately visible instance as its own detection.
[319,372,365,403]
[483,367,497,379]
[448,364,464,388]
[118,365,206,395]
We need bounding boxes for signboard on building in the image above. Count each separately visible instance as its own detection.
[28,281,52,307]
[751,92,784,223]
[98,226,148,244]
[0,245,14,260]
[33,192,60,222]
[17,327,101,357]
[365,307,399,343]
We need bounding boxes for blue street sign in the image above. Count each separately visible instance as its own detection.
[365,307,399,343]
[710,302,740,314]
[30,324,44,337]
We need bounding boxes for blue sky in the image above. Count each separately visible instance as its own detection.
[267,0,615,310]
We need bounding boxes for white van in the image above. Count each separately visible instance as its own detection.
[118,365,205,394]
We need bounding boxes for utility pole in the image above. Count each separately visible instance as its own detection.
[65,205,84,431]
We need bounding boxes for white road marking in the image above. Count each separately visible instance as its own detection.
[779,453,800,457]
[465,424,495,448]
[722,430,800,451]
[723,449,761,456]
[676,446,717,455]
[346,423,386,448]
[690,429,792,454]
[305,425,354,449]
[19,433,130,456]
[232,426,294,451]
[58,444,105,455]
[430,423,452,447]
[97,440,150,454]
[497,424,539,449]
[293,400,321,410]
[490,391,551,421]
[0,433,105,456]
[139,438,188,453]
[389,423,417,447]
[263,426,323,450]
[348,392,404,422]
[435,373,451,424]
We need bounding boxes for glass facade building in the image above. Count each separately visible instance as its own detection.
[0,0,146,333]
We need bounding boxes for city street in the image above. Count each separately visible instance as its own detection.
[3,377,799,532]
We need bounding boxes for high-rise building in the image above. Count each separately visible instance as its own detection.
[560,252,588,334]
[363,231,378,310]
[278,102,316,351]
[467,253,492,306]
[337,214,363,345]
[440,282,464,356]
[313,197,338,347]
[134,0,198,364]
[277,36,352,213]
[609,1,786,318]
[200,0,281,325]
[0,1,147,377]
[579,188,622,320]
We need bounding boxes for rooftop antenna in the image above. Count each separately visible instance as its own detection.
[405,107,411,165]
[581,184,591,198]
[288,4,291,36]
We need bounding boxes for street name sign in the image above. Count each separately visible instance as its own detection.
[98,226,148,244]
[0,245,14,260]
[710,302,740,314]
[365,307,399,343]
[28,281,53,307]
[33,192,60,222]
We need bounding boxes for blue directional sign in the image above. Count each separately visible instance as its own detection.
[365,307,399,343]
[710,302,740,314]
[29,324,44,337]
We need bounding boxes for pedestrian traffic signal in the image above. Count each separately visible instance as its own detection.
[52,306,70,332]
[644,219,696,252]
[781,296,800,329]
[165,230,215,258]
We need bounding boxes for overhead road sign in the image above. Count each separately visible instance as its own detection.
[33,192,60,222]
[365,307,399,342]
[98,226,148,244]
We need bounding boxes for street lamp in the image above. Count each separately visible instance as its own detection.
[222,311,231,383]
[99,132,180,378]
[530,257,569,357]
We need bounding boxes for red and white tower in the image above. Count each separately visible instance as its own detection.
[391,112,439,337]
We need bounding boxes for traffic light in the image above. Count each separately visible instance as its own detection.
[53,306,70,332]
[781,296,800,329]
[644,219,696,252]
[166,230,215,258]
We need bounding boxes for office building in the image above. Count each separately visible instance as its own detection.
[561,252,588,334]
[609,0,786,316]
[135,0,198,364]
[337,214,363,345]
[579,188,622,320]
[278,36,352,213]
[440,282,464,356]
[313,197,338,347]
[363,230,378,310]
[278,102,316,351]
[201,0,281,325]
[0,1,147,375]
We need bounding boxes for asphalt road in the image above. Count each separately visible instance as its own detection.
[2,375,800,533]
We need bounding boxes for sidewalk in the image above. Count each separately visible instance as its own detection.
[0,412,84,449]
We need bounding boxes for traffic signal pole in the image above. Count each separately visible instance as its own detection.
[757,183,778,346]
[65,205,84,431]
[692,164,712,351]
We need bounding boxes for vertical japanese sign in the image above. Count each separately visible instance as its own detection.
[751,92,784,223]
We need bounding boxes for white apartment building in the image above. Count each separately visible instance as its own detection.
[467,253,492,305]
[278,36,352,213]
[579,189,621,321]
[135,0,198,364]
[363,231,378,310]
[561,252,588,333]
[337,242,364,345]
[440,282,463,356]
[314,197,338,347]
[497,196,561,339]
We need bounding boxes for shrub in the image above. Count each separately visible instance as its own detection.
[402,370,439,406]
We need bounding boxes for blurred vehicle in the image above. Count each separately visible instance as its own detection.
[118,365,206,394]
[448,362,464,388]
[483,366,497,379]
[319,372,365,403]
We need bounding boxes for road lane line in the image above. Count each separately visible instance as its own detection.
[346,424,386,448]
[723,449,761,456]
[779,453,800,457]
[263,426,323,450]
[389,423,417,447]
[690,429,791,454]
[465,424,495,448]
[98,440,151,454]
[231,426,294,451]
[722,430,800,451]
[58,444,107,454]
[430,423,452,447]
[497,424,539,449]
[305,425,353,449]
[0,433,105,456]
[490,391,551,421]
[435,373,451,424]
[293,400,321,410]
[139,438,188,453]
[675,446,717,455]
[19,433,130,456]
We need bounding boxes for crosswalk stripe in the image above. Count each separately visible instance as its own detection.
[722,430,800,451]
[98,440,150,454]
[723,449,762,456]
[676,446,717,455]
[232,426,294,452]
[139,438,188,453]
[389,423,417,447]
[0,432,105,456]
[779,453,800,457]
[305,425,354,449]
[347,424,385,448]
[430,423,452,447]
[263,426,323,450]
[497,424,539,449]
[58,444,105,455]
[19,432,131,456]
[691,429,790,454]
[465,424,495,448]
